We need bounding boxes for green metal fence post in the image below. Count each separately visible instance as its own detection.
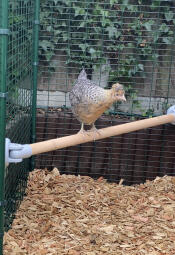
[0,0,8,253]
[31,0,40,170]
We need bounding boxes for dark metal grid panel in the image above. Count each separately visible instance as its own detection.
[37,0,175,184]
[38,0,175,111]
[35,111,175,185]
[4,0,35,231]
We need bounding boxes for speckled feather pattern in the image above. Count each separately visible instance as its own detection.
[69,69,107,105]
[69,69,124,126]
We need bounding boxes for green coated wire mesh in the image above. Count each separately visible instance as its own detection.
[4,0,35,231]
[36,0,175,184]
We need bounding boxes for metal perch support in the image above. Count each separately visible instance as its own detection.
[5,105,175,167]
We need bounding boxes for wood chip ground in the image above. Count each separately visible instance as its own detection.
[3,168,175,255]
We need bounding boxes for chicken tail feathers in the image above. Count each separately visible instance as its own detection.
[78,68,87,80]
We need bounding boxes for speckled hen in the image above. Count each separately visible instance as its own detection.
[69,68,126,134]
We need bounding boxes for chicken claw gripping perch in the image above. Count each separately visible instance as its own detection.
[69,68,126,134]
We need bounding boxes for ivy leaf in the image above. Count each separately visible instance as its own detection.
[46,25,52,32]
[101,10,109,18]
[89,47,101,59]
[54,29,62,36]
[151,0,161,9]
[165,12,174,22]
[39,40,53,52]
[79,21,85,28]
[153,31,160,43]
[120,0,129,11]
[75,7,85,17]
[62,32,68,42]
[63,0,71,6]
[126,4,138,12]
[138,64,144,71]
[89,47,96,55]
[110,0,118,6]
[53,0,59,5]
[159,23,169,33]
[79,43,88,53]
[123,0,129,5]
[106,26,120,39]
[162,37,174,44]
[143,20,154,31]
[45,51,54,61]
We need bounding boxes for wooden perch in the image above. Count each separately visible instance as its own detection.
[30,114,175,156]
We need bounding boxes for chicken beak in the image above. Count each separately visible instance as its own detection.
[120,94,126,101]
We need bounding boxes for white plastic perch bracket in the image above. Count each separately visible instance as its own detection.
[167,105,175,125]
[5,138,32,168]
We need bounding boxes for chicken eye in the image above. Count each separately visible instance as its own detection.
[116,90,124,96]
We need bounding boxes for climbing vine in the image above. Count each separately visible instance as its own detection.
[39,0,175,114]
[39,0,175,71]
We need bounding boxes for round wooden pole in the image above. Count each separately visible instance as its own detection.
[30,114,175,156]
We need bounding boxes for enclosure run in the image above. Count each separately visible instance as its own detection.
[7,112,175,159]
[3,168,175,254]
[1,0,175,255]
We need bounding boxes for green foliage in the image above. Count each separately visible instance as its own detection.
[39,0,175,114]
[39,0,175,71]
[8,0,33,97]
[39,0,123,68]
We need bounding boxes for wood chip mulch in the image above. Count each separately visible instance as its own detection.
[3,168,175,255]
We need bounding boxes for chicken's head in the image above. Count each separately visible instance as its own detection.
[111,83,126,101]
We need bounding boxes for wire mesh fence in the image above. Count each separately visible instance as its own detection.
[3,0,36,235]
[0,0,9,252]
[36,0,175,183]
[37,0,175,114]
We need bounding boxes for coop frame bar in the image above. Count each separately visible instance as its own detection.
[31,0,40,170]
[0,0,8,253]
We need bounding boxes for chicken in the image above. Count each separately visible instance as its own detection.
[69,68,126,134]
